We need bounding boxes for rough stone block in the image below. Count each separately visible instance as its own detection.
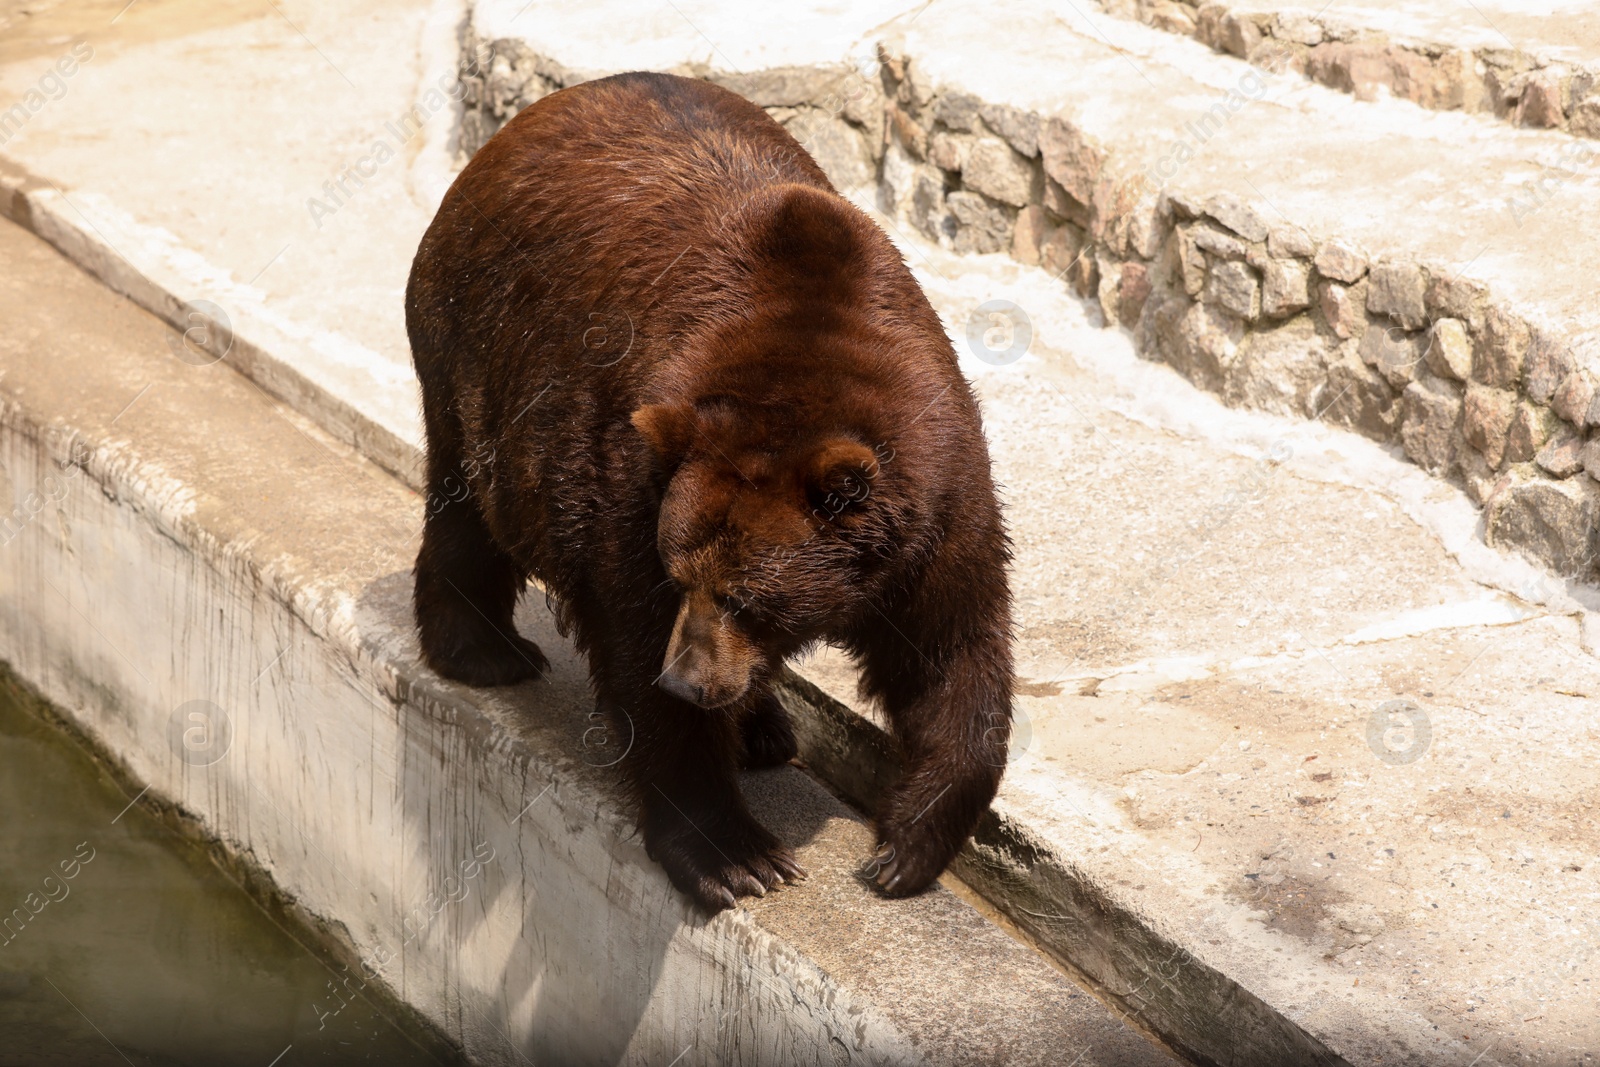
[1164,189,1204,220]
[1552,370,1598,427]
[927,130,973,172]
[1473,306,1530,389]
[1314,239,1367,283]
[1220,12,1263,59]
[1269,11,1322,46]
[963,137,1035,207]
[1040,119,1104,214]
[1463,384,1517,468]
[1192,223,1246,260]
[1152,295,1242,393]
[714,66,860,109]
[1366,261,1428,330]
[887,103,927,159]
[1573,95,1600,139]
[947,191,1013,254]
[1319,280,1366,340]
[1536,430,1586,478]
[932,90,983,132]
[1205,192,1269,242]
[1524,331,1576,405]
[905,59,936,107]
[878,141,928,218]
[1394,47,1480,111]
[1124,198,1167,259]
[978,103,1041,157]
[910,170,952,242]
[1505,402,1562,464]
[1400,374,1463,474]
[1485,474,1600,578]
[1459,446,1502,506]
[783,109,874,191]
[1584,438,1600,482]
[1516,71,1567,128]
[1206,260,1260,321]
[1224,315,1327,417]
[1176,229,1208,297]
[1425,271,1488,332]
[1267,225,1315,259]
[1194,3,1228,51]
[1118,261,1152,327]
[1262,259,1311,318]
[1150,3,1198,35]
[1424,318,1473,381]
[1322,343,1400,439]
[1307,42,1393,102]
[1042,175,1089,228]
[1012,204,1046,266]
[1039,224,1083,277]
[1360,324,1424,387]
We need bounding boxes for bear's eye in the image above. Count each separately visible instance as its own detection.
[716,592,747,618]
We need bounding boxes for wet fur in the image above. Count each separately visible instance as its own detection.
[406,72,1013,911]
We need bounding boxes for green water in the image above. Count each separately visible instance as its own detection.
[0,679,450,1067]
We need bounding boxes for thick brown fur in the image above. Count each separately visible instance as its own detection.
[406,72,1013,912]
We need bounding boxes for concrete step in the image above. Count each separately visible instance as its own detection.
[855,2,1600,588]
[0,214,1181,1066]
[1087,0,1600,139]
[3,1,1600,1064]
[467,0,1600,592]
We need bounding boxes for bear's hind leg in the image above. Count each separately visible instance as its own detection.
[413,487,549,687]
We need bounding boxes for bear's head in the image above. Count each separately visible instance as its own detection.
[631,394,916,709]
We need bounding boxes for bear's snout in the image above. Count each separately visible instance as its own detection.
[658,590,755,709]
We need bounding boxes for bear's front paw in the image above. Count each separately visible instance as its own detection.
[868,803,965,898]
[423,626,550,687]
[645,797,807,912]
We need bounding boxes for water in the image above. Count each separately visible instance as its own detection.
[0,678,451,1067]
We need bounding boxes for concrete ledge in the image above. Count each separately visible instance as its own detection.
[778,672,1349,1067]
[0,154,424,492]
[0,213,1176,1062]
[5,5,1598,1062]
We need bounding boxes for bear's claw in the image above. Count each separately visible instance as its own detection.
[868,812,957,899]
[645,798,807,913]
[428,629,549,688]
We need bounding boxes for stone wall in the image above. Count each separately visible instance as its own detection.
[1101,0,1600,138]
[459,33,1600,584]
[458,34,885,196]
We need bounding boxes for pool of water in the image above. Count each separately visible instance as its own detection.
[0,677,451,1067]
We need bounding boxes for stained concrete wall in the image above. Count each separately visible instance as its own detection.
[0,210,1177,1066]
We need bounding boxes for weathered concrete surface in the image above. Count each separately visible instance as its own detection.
[0,0,451,485]
[0,210,1182,1063]
[781,243,1600,1067]
[4,0,1600,1063]
[8,0,1600,584]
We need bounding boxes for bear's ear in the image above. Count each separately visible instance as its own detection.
[805,439,880,520]
[631,403,696,466]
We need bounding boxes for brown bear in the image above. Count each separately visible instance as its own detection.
[406,71,1012,912]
